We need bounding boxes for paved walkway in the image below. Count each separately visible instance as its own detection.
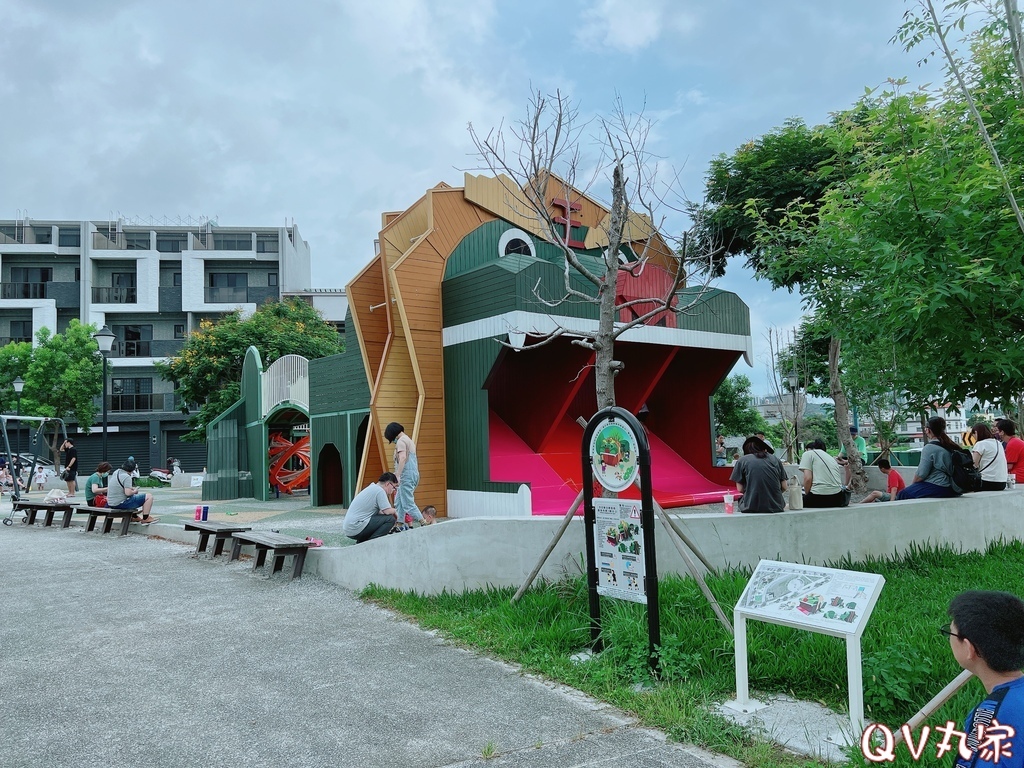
[1,523,732,768]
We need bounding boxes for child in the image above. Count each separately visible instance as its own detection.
[945,590,1024,767]
[860,459,906,502]
[404,504,436,527]
[34,465,46,491]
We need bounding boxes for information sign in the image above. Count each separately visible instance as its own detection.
[735,560,883,637]
[728,559,885,734]
[593,498,647,604]
[589,416,640,493]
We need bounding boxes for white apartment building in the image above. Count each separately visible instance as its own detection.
[0,217,313,472]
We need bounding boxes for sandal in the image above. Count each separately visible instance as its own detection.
[139,516,159,525]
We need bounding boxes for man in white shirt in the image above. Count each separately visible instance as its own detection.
[343,473,399,543]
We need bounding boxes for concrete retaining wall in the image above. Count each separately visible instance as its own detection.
[303,488,1024,594]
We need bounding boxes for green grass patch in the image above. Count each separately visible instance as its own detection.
[362,539,1024,767]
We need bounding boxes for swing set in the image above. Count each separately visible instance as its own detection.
[1,416,70,525]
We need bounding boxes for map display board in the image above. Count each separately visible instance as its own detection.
[593,498,647,604]
[735,560,884,637]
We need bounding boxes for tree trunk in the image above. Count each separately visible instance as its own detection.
[828,337,867,493]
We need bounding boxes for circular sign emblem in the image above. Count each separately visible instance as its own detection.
[590,416,639,493]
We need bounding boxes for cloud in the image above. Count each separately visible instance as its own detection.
[576,0,696,53]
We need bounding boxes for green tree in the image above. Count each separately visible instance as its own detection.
[799,413,840,451]
[0,321,103,468]
[157,299,343,442]
[712,374,769,437]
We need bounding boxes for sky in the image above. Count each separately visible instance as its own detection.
[0,0,945,395]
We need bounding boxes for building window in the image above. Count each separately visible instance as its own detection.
[58,228,81,247]
[75,268,81,281]
[110,377,153,412]
[173,324,185,339]
[213,234,252,251]
[126,232,151,250]
[112,324,152,357]
[156,233,187,253]
[33,227,52,244]
[206,272,248,303]
[173,272,182,287]
[10,321,32,343]
[268,272,278,287]
[256,234,279,253]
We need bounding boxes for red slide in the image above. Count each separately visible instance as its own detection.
[489,412,731,515]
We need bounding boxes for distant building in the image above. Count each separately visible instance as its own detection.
[0,216,339,472]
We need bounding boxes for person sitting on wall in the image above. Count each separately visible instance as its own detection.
[993,418,1024,486]
[944,590,1024,768]
[970,423,1008,492]
[729,436,788,514]
[799,438,848,507]
[859,458,906,503]
[107,457,158,523]
[896,416,960,500]
[343,473,400,543]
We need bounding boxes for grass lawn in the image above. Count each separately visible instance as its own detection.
[363,538,1024,767]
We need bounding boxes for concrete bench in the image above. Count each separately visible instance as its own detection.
[228,531,315,579]
[12,499,76,528]
[184,521,252,559]
[74,505,136,536]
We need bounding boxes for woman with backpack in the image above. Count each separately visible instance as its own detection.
[970,423,1008,491]
[896,416,959,499]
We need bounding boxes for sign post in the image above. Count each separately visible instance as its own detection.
[581,407,659,670]
[726,560,885,734]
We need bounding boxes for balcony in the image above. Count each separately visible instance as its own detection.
[0,337,32,346]
[114,340,151,357]
[205,286,248,303]
[2,282,80,308]
[92,286,137,304]
[106,392,181,413]
[3,282,47,299]
[107,339,184,359]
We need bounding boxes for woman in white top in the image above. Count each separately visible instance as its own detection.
[969,423,1008,491]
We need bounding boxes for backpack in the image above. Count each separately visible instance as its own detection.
[945,446,982,494]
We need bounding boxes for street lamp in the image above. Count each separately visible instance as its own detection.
[786,370,799,462]
[92,325,116,462]
[12,376,23,461]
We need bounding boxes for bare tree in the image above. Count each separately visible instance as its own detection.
[765,328,805,464]
[469,91,722,409]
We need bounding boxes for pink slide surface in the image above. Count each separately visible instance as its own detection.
[489,412,731,515]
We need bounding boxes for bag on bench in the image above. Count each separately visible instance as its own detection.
[93,493,108,508]
[44,489,68,503]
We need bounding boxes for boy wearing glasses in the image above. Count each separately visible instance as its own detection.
[343,473,399,543]
[944,590,1024,767]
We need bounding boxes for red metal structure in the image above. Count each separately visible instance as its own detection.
[269,432,311,494]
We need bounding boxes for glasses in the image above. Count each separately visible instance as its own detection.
[939,623,965,640]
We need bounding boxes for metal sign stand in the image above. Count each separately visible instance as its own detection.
[726,559,885,735]
[581,407,659,670]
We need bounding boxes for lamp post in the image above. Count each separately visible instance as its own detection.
[786,370,799,463]
[12,376,23,461]
[92,325,115,462]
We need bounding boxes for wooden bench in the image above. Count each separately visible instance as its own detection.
[184,520,252,559]
[74,505,137,536]
[228,531,315,579]
[12,499,76,528]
